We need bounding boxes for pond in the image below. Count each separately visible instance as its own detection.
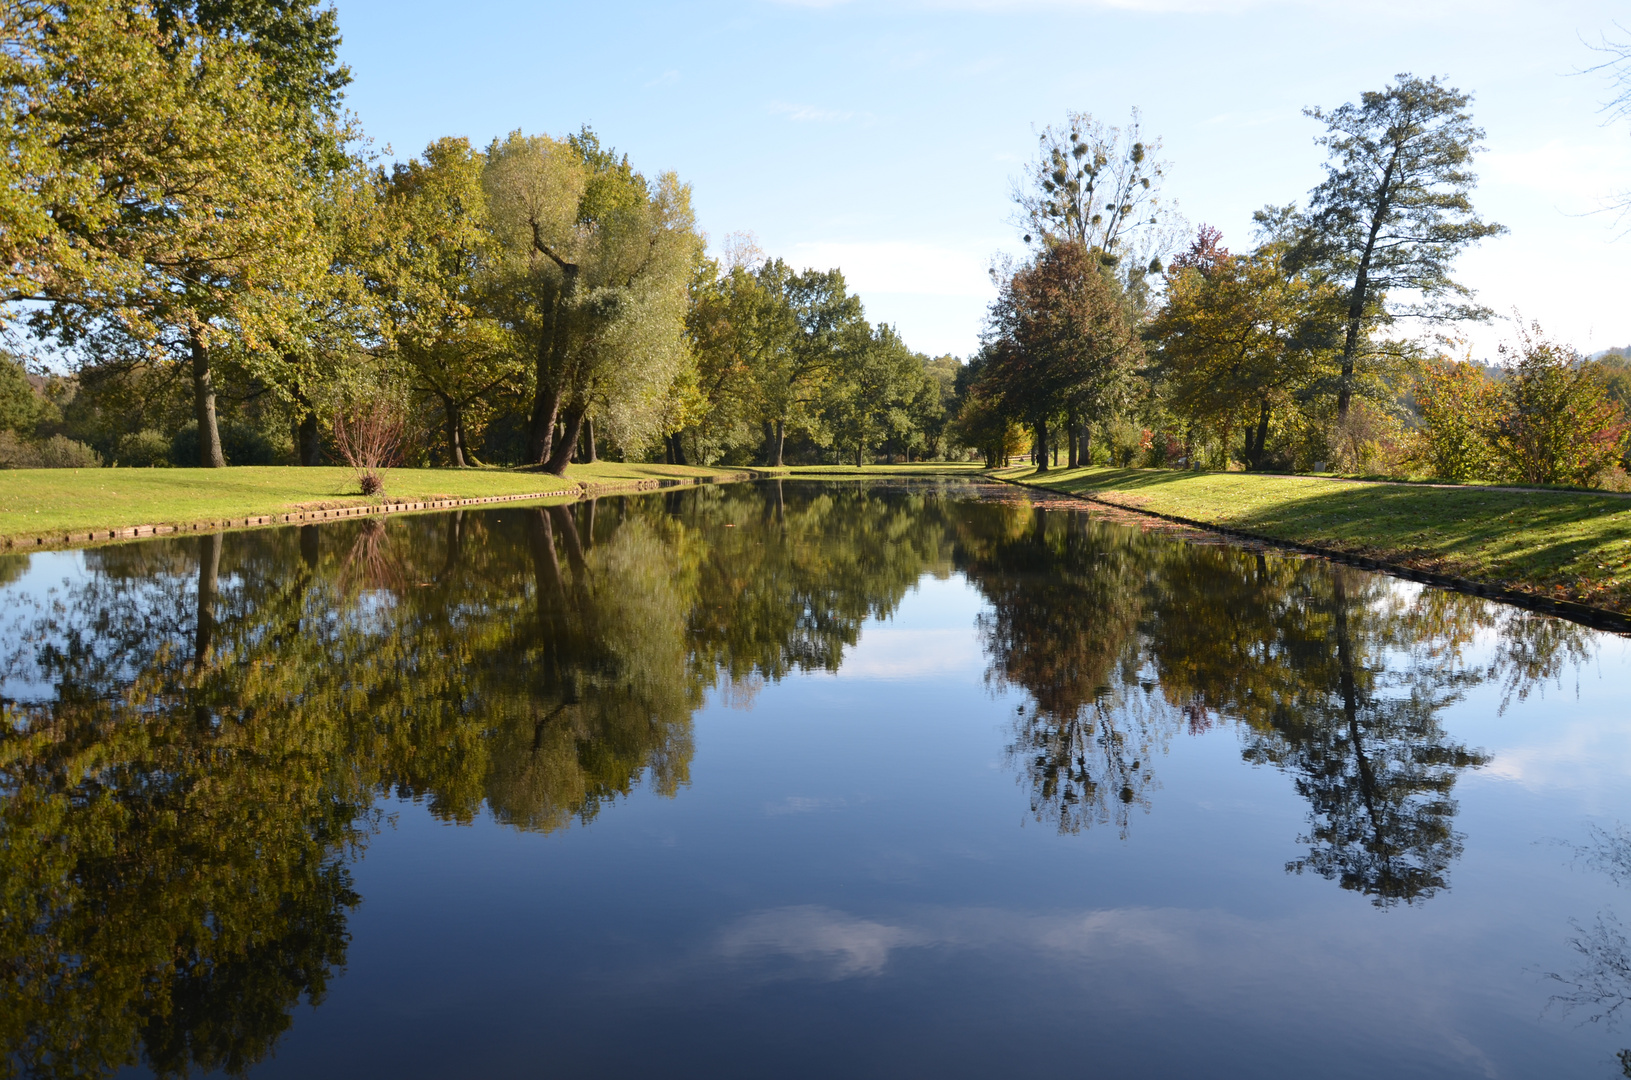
[3,479,1631,1078]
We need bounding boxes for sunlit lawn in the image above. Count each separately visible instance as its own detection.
[0,462,754,542]
[1000,465,1631,611]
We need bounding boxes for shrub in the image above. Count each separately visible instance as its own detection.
[334,398,406,495]
[0,431,102,468]
[1494,326,1629,487]
[115,429,173,467]
[169,421,278,467]
[1103,418,1145,467]
[1409,359,1502,482]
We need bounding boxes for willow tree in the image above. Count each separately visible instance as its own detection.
[1298,75,1505,423]
[483,130,699,472]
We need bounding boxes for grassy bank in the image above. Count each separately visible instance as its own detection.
[997,465,1631,615]
[0,463,756,544]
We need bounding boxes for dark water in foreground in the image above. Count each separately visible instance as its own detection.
[4,480,1631,1078]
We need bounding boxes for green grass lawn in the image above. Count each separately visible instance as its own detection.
[997,465,1631,613]
[0,462,753,543]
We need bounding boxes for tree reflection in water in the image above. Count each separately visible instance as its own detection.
[959,500,1590,907]
[1548,824,1631,1073]
[0,482,959,1077]
[0,482,1603,1075]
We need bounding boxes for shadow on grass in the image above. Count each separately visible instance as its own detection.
[1023,467,1631,596]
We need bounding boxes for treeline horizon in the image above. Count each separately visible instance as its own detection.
[0,0,960,473]
[4,1,1630,486]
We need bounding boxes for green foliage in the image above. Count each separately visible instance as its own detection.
[170,420,279,467]
[1148,231,1342,470]
[379,137,515,467]
[114,429,174,467]
[483,129,701,471]
[1494,326,1629,486]
[1409,357,1502,481]
[0,353,42,434]
[0,431,101,468]
[1295,74,1505,420]
[977,239,1142,470]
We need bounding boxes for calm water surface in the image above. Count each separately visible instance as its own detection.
[4,480,1631,1078]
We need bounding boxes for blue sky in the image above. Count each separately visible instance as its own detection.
[335,0,1631,361]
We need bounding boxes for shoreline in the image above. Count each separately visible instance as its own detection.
[992,467,1631,634]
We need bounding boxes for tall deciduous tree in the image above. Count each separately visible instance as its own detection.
[1148,230,1341,469]
[981,240,1142,473]
[379,137,515,467]
[685,254,796,464]
[746,263,863,467]
[1298,74,1505,422]
[1014,108,1179,307]
[10,1,326,467]
[484,130,699,473]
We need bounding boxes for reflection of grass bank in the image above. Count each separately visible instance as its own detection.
[0,463,757,545]
[780,463,987,477]
[998,465,1631,616]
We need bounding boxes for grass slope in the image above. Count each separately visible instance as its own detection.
[999,465,1631,613]
[0,463,752,542]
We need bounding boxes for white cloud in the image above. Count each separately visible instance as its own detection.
[719,906,929,976]
[831,626,984,680]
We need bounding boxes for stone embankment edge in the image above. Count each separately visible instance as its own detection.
[3,470,765,552]
[991,473,1631,636]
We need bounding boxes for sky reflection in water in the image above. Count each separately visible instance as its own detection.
[3,480,1631,1078]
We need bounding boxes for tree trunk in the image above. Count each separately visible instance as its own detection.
[297,409,322,465]
[440,394,467,467]
[670,432,689,466]
[545,405,585,476]
[191,331,225,468]
[527,375,561,465]
[855,440,863,468]
[1337,155,1398,425]
[773,419,784,467]
[1067,413,1079,469]
[1247,399,1270,469]
[527,260,578,463]
[581,417,597,463]
[293,379,322,465]
[1033,421,1049,474]
[194,531,221,668]
[442,511,464,576]
[550,504,587,577]
[526,508,565,626]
